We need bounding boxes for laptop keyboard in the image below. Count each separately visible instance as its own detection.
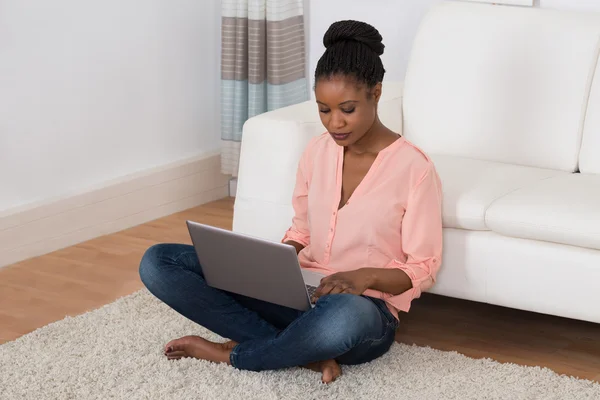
[306,285,318,300]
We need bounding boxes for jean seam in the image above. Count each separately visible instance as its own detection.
[356,308,397,347]
[229,330,279,363]
[352,323,396,355]
[365,296,397,327]
[376,320,398,344]
[229,346,238,368]
[171,249,196,268]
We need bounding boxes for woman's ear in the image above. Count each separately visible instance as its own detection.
[372,82,382,103]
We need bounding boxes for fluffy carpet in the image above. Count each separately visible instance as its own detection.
[1,290,599,400]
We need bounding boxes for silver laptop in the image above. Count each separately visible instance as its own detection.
[186,221,324,311]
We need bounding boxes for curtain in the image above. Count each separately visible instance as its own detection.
[220,0,309,176]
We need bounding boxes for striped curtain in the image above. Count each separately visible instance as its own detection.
[221,0,309,176]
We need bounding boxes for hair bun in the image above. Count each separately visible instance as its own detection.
[323,20,384,56]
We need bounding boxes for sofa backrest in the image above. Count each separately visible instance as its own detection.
[580,58,600,175]
[402,1,600,172]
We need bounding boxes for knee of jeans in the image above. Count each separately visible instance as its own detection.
[314,294,380,350]
[138,244,168,290]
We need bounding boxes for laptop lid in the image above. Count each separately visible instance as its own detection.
[186,221,312,311]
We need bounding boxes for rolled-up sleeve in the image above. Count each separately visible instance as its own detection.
[383,162,443,312]
[281,143,312,247]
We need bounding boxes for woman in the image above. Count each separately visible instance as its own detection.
[139,20,443,384]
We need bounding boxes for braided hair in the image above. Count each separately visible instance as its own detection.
[314,20,386,89]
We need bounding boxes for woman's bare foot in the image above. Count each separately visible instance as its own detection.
[164,336,237,363]
[305,359,342,384]
[164,338,340,383]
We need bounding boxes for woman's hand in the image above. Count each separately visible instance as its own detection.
[311,269,374,303]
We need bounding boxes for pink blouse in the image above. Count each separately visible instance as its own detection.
[282,133,443,316]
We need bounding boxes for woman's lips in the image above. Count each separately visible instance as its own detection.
[330,132,351,141]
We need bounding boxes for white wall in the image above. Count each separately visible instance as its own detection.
[306,0,600,92]
[540,0,600,11]
[306,0,443,91]
[0,0,221,212]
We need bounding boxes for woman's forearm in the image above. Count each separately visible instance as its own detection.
[360,268,413,295]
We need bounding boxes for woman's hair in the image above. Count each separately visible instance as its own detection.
[314,20,386,89]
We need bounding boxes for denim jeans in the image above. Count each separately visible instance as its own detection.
[139,243,399,371]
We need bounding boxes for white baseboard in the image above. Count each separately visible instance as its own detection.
[0,152,230,268]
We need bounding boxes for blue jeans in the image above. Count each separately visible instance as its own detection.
[139,243,398,371]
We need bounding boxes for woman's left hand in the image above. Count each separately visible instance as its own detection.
[312,269,373,303]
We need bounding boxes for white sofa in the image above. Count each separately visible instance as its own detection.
[233,1,600,324]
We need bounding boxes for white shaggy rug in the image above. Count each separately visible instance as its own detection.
[1,290,599,400]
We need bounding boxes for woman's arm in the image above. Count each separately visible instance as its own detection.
[312,268,412,300]
[380,162,443,310]
[284,240,305,255]
[359,268,412,295]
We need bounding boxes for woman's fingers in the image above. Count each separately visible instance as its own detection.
[313,282,334,301]
[319,273,337,284]
[342,286,359,295]
[313,281,351,301]
[328,284,347,295]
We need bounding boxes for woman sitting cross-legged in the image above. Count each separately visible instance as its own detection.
[139,19,443,384]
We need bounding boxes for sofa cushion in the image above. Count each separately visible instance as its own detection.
[431,155,564,231]
[485,174,600,250]
[403,1,600,172]
[579,51,600,174]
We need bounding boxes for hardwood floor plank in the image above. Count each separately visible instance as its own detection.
[397,293,600,380]
[0,199,232,343]
[1,196,598,382]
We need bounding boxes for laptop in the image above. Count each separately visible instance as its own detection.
[186,220,325,311]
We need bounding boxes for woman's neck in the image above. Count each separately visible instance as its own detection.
[347,117,398,155]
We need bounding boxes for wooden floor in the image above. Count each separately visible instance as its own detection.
[1,197,599,382]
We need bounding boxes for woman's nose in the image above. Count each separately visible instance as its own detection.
[330,112,346,130]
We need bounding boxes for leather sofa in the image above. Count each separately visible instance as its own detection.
[233,1,600,324]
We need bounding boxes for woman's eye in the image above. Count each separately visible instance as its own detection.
[319,109,330,114]
[342,108,355,114]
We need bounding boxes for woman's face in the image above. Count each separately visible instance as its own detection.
[315,75,381,146]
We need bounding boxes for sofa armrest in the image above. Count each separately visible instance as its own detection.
[233,100,321,240]
[233,81,404,241]
[379,81,404,135]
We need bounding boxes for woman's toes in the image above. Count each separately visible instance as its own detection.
[164,340,179,353]
[164,336,195,354]
[164,336,192,356]
[320,360,342,384]
[161,336,232,364]
[166,350,186,359]
[321,367,333,383]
